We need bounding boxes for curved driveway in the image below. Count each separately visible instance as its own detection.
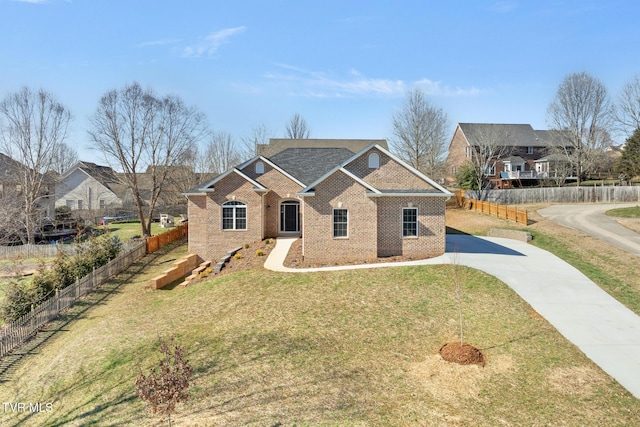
[538,203,640,256]
[265,235,640,398]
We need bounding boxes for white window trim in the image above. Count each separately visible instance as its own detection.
[332,208,349,239]
[526,146,534,154]
[402,207,418,238]
[222,201,248,231]
[368,152,380,169]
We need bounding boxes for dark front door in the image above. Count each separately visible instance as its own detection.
[280,201,299,233]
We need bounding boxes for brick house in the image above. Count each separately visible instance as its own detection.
[444,123,571,187]
[185,139,452,264]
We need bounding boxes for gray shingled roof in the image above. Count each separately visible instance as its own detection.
[459,123,564,148]
[269,148,355,185]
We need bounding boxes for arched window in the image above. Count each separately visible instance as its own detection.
[222,201,247,230]
[255,161,265,174]
[368,152,380,169]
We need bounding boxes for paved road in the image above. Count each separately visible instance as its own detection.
[538,203,640,256]
[266,235,640,398]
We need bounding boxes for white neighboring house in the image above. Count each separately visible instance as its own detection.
[55,162,125,216]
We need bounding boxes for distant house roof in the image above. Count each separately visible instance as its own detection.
[0,152,26,182]
[458,123,564,148]
[258,138,389,156]
[61,161,127,199]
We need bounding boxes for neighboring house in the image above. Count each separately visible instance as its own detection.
[185,139,452,264]
[444,123,571,187]
[55,161,125,215]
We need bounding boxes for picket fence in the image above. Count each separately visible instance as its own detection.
[0,240,145,260]
[0,241,146,358]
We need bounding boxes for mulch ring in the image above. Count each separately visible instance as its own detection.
[439,342,486,367]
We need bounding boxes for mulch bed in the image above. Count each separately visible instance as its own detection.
[214,239,275,277]
[439,342,486,367]
[283,238,428,269]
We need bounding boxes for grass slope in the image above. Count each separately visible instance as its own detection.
[1,237,638,426]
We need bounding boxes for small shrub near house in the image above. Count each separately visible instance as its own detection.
[234,253,242,260]
[255,249,264,257]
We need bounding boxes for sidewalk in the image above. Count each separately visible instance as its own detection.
[265,235,640,399]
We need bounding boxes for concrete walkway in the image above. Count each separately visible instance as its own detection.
[265,235,640,399]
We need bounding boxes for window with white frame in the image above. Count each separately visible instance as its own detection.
[368,152,380,168]
[66,200,74,209]
[77,200,84,210]
[99,199,106,210]
[255,161,265,174]
[222,201,247,230]
[333,208,348,238]
[485,163,496,175]
[402,207,418,237]
[526,146,534,154]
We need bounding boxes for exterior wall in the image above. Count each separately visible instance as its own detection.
[444,126,471,185]
[302,170,378,264]
[240,159,303,237]
[376,197,446,258]
[187,195,208,260]
[187,173,263,261]
[55,169,121,211]
[344,147,436,190]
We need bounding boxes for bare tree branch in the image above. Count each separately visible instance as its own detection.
[547,72,613,185]
[391,88,449,178]
[614,74,640,138]
[0,87,72,244]
[88,82,208,237]
[284,113,311,139]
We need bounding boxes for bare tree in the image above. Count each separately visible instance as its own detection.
[49,142,78,175]
[240,123,273,158]
[284,113,311,139]
[614,74,640,138]
[204,131,242,175]
[391,88,449,178]
[88,82,208,237]
[547,72,613,185]
[0,87,72,244]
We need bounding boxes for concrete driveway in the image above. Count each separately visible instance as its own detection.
[265,235,640,398]
[538,203,640,256]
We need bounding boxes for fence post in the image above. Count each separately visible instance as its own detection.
[30,304,34,331]
[56,289,60,313]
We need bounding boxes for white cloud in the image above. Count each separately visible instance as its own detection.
[490,1,518,13]
[264,65,483,99]
[415,78,484,97]
[181,26,246,58]
[135,38,182,48]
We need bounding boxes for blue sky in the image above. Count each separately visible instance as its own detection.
[2,0,640,162]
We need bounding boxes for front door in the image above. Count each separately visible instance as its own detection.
[280,201,300,233]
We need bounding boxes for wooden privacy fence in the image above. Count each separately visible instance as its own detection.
[0,241,146,358]
[146,224,188,254]
[465,198,528,225]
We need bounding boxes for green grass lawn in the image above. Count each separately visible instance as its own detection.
[99,221,164,241]
[606,205,640,218]
[0,242,637,426]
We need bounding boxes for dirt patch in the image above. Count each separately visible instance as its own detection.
[439,342,486,367]
[548,365,607,396]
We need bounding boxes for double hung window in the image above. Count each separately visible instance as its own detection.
[222,201,247,230]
